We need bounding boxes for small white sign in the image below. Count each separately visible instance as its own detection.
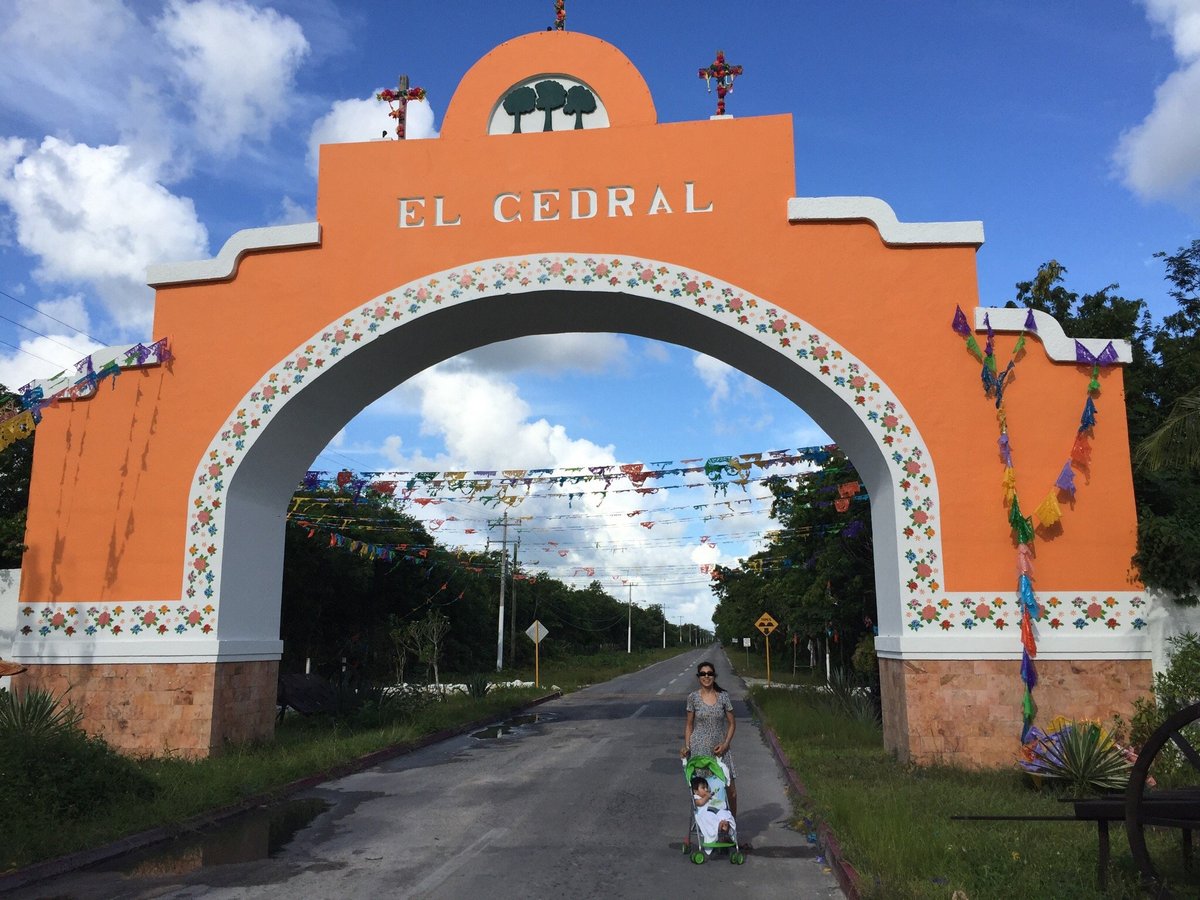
[525,620,549,644]
[742,637,751,647]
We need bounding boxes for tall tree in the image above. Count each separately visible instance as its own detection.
[0,385,32,569]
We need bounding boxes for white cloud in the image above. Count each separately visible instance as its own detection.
[307,96,438,175]
[273,196,314,225]
[0,0,146,142]
[0,136,208,334]
[1115,0,1200,205]
[0,332,103,392]
[156,0,310,155]
[693,353,735,406]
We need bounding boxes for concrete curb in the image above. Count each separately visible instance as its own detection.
[0,690,562,895]
[734,667,860,899]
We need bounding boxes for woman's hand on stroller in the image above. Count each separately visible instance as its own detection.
[679,743,689,759]
[713,741,728,756]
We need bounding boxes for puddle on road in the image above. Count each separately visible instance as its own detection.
[470,712,555,740]
[98,797,330,878]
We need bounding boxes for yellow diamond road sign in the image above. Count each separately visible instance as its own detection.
[755,613,778,635]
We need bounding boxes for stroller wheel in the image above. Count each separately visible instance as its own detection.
[730,851,745,865]
[681,841,690,854]
[690,850,706,865]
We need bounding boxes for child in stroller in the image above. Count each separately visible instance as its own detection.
[682,755,746,864]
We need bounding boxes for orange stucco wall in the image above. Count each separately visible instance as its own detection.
[18,30,1139,630]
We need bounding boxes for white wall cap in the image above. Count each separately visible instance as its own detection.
[876,632,1150,659]
[10,638,283,664]
[975,307,1133,364]
[787,196,984,247]
[146,222,322,287]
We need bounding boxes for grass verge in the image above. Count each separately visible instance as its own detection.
[751,686,1196,900]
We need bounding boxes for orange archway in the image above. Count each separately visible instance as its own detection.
[13,31,1148,763]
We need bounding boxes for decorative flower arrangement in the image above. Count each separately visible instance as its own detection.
[1019,715,1135,797]
[698,51,744,116]
[375,86,428,139]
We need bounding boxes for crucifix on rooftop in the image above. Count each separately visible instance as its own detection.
[698,50,744,117]
[376,74,428,140]
[552,0,565,30]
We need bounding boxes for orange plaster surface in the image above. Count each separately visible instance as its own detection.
[22,29,1139,616]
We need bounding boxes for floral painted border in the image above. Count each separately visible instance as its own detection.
[18,602,215,639]
[910,592,1147,633]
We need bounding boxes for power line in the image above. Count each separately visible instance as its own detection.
[0,287,105,345]
[0,313,91,357]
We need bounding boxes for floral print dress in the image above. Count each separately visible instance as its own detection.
[686,689,736,778]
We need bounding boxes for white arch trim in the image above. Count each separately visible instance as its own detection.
[975,307,1134,364]
[787,197,985,247]
[146,223,322,287]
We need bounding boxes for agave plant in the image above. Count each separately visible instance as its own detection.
[0,686,84,738]
[1020,720,1131,797]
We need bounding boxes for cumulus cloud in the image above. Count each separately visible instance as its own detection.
[156,0,310,155]
[693,353,735,405]
[0,136,208,334]
[1115,0,1200,205]
[395,368,616,470]
[307,96,438,175]
[0,0,147,143]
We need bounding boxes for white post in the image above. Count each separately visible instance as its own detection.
[496,511,508,672]
[662,608,666,649]
[626,582,633,653]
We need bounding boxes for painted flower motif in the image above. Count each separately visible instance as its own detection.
[50,612,66,628]
[912,509,929,525]
[1086,602,1103,621]
[639,268,654,282]
[915,562,933,579]
[97,611,111,627]
[850,375,866,390]
[905,460,922,475]
[771,318,786,333]
[975,602,992,621]
[812,345,829,360]
[142,610,157,625]
[921,604,938,621]
[187,610,203,626]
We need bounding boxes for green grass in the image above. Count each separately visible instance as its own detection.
[752,686,1197,899]
[1,648,682,873]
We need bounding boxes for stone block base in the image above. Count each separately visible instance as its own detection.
[879,657,1153,768]
[12,659,278,758]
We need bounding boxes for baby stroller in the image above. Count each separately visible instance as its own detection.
[682,755,746,865]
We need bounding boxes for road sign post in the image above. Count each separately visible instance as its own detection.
[525,619,548,688]
[755,613,778,684]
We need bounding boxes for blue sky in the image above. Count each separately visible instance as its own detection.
[1,1,1198,630]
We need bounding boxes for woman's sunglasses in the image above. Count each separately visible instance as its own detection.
[698,671,715,678]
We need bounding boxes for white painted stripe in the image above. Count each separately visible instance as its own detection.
[401,826,508,898]
[656,687,666,695]
[631,704,649,718]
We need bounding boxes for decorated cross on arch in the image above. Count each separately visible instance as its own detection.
[376,74,428,140]
[698,50,744,116]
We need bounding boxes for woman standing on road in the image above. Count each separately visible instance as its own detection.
[680,661,737,816]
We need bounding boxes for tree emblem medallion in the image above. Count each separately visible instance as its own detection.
[491,75,606,134]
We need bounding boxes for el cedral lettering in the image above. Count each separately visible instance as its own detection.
[397,182,714,228]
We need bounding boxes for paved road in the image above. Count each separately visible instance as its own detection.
[14,647,841,899]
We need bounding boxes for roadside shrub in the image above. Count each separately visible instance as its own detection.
[1120,631,1200,783]
[349,684,431,728]
[465,672,491,699]
[1020,719,1131,797]
[0,686,84,738]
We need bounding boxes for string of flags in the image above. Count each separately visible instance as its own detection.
[299,444,847,508]
[952,306,1112,742]
[0,339,172,453]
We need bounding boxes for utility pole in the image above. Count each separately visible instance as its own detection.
[508,540,519,665]
[678,616,683,644]
[496,511,508,672]
[662,606,666,649]
[626,582,634,653]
